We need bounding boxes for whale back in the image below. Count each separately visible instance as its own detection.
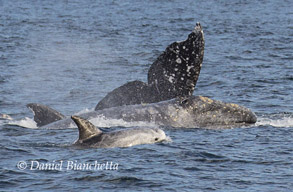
[110,96,257,128]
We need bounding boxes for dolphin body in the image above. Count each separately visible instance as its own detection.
[71,116,166,148]
[27,96,257,129]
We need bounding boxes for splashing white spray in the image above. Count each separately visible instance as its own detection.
[256,116,293,128]
[8,117,38,129]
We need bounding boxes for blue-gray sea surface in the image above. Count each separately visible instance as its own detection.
[0,0,292,191]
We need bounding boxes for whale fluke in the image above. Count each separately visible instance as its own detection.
[95,23,205,110]
[148,22,204,100]
[27,103,65,127]
[71,116,102,141]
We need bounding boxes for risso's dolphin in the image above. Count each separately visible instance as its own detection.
[27,96,257,129]
[71,116,166,148]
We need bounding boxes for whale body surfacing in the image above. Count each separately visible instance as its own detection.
[71,116,166,148]
[27,96,256,129]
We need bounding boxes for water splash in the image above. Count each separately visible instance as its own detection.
[8,115,159,129]
[75,109,160,128]
[89,115,159,128]
[74,108,94,115]
[256,114,293,128]
[0,113,13,120]
[164,136,173,143]
[8,117,38,129]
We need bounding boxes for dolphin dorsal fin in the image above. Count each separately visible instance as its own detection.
[71,116,102,141]
[27,103,66,127]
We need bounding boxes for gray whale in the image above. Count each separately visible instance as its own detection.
[26,23,257,129]
[27,96,256,129]
[71,116,166,148]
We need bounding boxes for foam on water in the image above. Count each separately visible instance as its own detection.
[8,117,38,129]
[74,108,160,128]
[256,115,293,128]
[0,113,13,120]
[6,115,159,130]
[89,115,159,128]
[74,108,94,115]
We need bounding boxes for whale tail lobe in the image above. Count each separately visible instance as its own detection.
[95,23,205,110]
[27,103,66,127]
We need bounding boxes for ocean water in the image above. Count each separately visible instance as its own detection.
[0,0,293,191]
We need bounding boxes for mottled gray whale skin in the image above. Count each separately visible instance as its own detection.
[147,22,204,100]
[71,116,166,148]
[27,103,66,127]
[95,23,204,110]
[28,96,257,129]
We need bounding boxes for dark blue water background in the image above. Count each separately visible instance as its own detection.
[0,0,292,191]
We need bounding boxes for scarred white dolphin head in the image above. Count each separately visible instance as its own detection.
[111,127,167,148]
